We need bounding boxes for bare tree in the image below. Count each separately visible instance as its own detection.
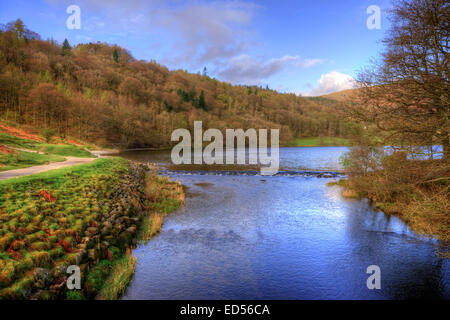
[350,0,449,159]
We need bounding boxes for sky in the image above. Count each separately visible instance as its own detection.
[0,0,393,96]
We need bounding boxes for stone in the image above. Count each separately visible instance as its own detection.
[34,268,53,289]
[88,249,98,262]
[74,249,86,265]
[86,227,98,235]
[126,226,136,234]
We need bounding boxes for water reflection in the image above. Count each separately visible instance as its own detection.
[120,149,448,300]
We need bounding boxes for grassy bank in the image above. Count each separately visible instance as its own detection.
[0,150,65,171]
[96,170,184,300]
[0,132,94,172]
[0,157,184,299]
[0,158,127,299]
[330,175,449,255]
[286,136,350,147]
[0,133,94,157]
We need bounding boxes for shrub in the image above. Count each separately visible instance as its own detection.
[42,129,57,143]
[66,290,83,300]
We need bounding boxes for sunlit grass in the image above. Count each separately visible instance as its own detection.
[0,133,39,149]
[0,132,94,158]
[0,156,185,299]
[0,151,65,171]
[36,144,94,158]
[138,174,184,242]
[97,253,136,300]
[287,136,350,147]
[0,158,127,298]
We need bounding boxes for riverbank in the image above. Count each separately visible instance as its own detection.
[286,137,350,147]
[0,131,96,174]
[0,157,97,181]
[329,177,449,257]
[0,158,184,299]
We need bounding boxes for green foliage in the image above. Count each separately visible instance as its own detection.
[0,133,38,149]
[0,150,65,171]
[198,90,207,111]
[0,132,94,158]
[113,49,119,63]
[0,19,362,149]
[97,254,135,300]
[0,158,128,294]
[163,99,173,112]
[86,259,112,291]
[38,144,94,158]
[62,38,71,56]
[42,128,56,143]
[66,290,83,300]
[287,136,350,147]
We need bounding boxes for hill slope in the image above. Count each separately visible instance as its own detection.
[0,19,361,148]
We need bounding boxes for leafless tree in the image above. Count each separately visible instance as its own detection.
[351,0,449,159]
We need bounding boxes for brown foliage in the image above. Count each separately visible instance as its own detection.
[0,19,358,148]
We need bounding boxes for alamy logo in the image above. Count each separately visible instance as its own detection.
[171,121,279,175]
[67,265,81,290]
[366,265,381,290]
[366,5,381,30]
[66,5,81,30]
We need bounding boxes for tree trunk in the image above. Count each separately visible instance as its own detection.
[443,136,449,161]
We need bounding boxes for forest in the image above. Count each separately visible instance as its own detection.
[0,19,360,148]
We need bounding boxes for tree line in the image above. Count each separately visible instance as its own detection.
[0,19,359,148]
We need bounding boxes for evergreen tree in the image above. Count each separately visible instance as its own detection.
[13,19,25,39]
[62,38,71,55]
[113,49,119,63]
[198,90,207,111]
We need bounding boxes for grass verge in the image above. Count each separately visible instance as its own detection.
[330,176,449,256]
[0,150,65,171]
[0,158,128,299]
[286,136,350,147]
[89,169,184,300]
[36,144,94,158]
[96,253,136,300]
[0,132,94,158]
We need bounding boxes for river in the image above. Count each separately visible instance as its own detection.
[119,147,449,300]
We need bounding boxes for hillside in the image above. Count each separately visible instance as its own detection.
[321,88,359,102]
[0,19,361,149]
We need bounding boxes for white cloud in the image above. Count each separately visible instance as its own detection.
[300,59,324,68]
[49,0,260,68]
[154,2,259,67]
[47,0,324,85]
[303,71,355,96]
[217,55,323,85]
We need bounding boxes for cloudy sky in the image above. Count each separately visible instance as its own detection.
[0,0,391,95]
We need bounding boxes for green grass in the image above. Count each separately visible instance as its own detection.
[0,157,125,187]
[0,133,94,172]
[287,136,350,147]
[93,173,184,300]
[96,254,136,300]
[0,158,185,299]
[0,158,128,298]
[0,151,65,171]
[0,133,39,149]
[36,144,94,158]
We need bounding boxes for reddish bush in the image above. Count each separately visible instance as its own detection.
[58,240,72,253]
[107,248,113,261]
[38,190,56,203]
[6,248,21,260]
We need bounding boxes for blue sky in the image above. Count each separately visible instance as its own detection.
[0,0,392,95]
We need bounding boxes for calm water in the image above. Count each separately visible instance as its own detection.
[120,147,449,300]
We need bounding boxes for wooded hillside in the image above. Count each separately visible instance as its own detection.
[0,19,360,148]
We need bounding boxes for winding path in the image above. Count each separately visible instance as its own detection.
[0,157,96,181]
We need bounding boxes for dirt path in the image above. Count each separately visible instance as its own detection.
[0,157,96,181]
